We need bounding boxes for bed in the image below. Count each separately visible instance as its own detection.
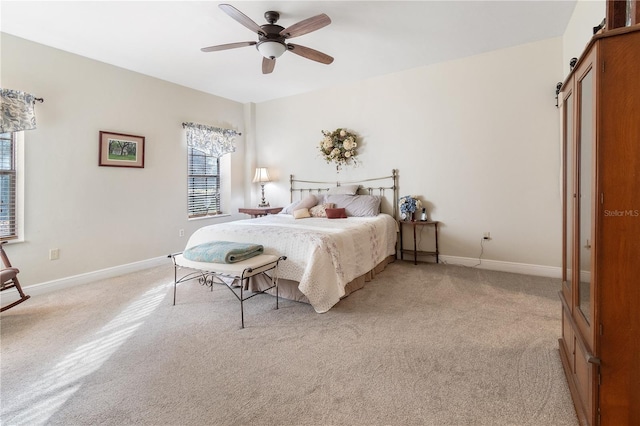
[179,170,399,313]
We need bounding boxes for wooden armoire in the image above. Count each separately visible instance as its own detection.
[558,21,640,426]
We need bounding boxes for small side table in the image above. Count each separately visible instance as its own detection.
[398,220,439,265]
[238,207,283,218]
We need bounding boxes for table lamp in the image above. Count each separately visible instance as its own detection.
[252,167,271,207]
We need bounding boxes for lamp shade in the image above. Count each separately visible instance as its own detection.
[257,41,287,59]
[252,167,271,183]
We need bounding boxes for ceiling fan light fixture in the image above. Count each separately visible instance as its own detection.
[257,40,286,59]
[204,5,333,73]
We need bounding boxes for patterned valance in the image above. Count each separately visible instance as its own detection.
[182,122,240,158]
[0,89,42,133]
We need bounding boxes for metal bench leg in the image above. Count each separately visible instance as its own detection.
[173,265,177,306]
[274,268,279,310]
[240,283,245,329]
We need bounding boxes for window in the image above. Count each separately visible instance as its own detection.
[188,146,221,218]
[0,132,18,240]
[183,121,238,218]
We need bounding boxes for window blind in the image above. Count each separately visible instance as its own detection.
[188,147,220,217]
[0,133,17,240]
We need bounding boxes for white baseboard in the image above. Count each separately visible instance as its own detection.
[1,256,169,305]
[438,255,562,278]
[2,253,561,308]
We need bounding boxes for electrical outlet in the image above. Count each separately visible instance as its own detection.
[483,232,491,240]
[49,248,60,260]
[179,229,185,237]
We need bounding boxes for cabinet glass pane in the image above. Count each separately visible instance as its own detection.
[564,93,573,295]
[578,68,593,323]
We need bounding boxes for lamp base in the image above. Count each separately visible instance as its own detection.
[258,183,269,208]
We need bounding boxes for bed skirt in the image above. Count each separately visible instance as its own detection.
[248,255,395,306]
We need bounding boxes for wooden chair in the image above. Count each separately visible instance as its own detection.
[1,241,30,312]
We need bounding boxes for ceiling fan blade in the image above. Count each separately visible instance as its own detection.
[288,44,334,65]
[280,14,331,38]
[219,4,265,36]
[201,41,256,52]
[262,57,276,74]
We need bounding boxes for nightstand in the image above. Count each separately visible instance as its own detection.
[238,207,283,218]
[398,220,439,265]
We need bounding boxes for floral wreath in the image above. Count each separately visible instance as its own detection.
[319,128,358,170]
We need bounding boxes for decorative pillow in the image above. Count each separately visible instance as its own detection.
[326,184,360,195]
[324,194,382,217]
[309,203,335,218]
[293,208,311,219]
[298,194,318,209]
[280,194,318,214]
[325,208,347,219]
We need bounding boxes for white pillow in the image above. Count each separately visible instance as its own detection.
[280,194,318,214]
[279,201,300,214]
[326,184,360,195]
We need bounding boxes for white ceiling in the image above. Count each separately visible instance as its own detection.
[0,1,577,104]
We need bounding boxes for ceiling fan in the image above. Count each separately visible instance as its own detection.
[201,4,334,74]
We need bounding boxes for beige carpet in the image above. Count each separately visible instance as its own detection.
[0,262,578,426]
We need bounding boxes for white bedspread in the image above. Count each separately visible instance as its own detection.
[183,214,398,313]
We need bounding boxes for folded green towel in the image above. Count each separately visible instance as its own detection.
[183,241,264,264]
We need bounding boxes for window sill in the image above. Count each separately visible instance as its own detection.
[188,213,231,222]
[1,238,25,245]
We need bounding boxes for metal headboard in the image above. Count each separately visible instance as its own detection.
[289,169,398,218]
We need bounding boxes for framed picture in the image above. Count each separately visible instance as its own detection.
[99,131,145,168]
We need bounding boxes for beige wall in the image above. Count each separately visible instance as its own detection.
[255,37,564,268]
[252,1,607,271]
[1,33,246,286]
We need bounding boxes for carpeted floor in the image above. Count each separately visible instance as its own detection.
[0,261,578,425]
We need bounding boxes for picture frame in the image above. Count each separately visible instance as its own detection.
[99,131,145,168]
